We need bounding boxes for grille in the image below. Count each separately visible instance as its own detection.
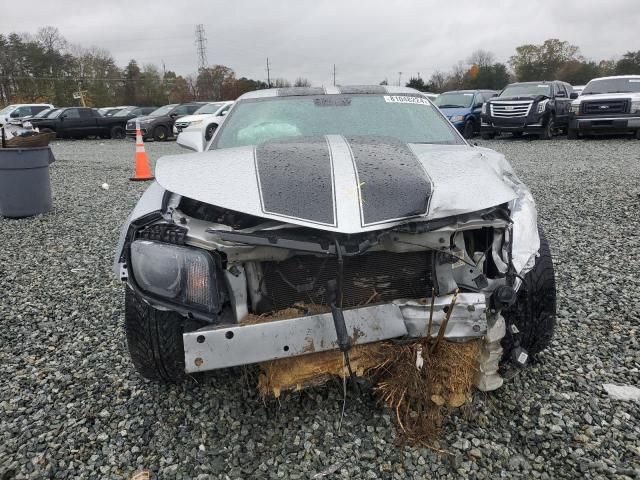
[581,99,630,115]
[258,251,434,313]
[490,101,533,118]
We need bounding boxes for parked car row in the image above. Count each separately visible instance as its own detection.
[437,75,640,140]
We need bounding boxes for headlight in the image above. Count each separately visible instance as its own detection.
[537,99,550,114]
[130,240,221,312]
[569,103,580,115]
[449,115,465,123]
[481,103,488,114]
[631,101,640,114]
[188,120,202,127]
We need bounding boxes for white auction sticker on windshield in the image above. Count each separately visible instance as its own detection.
[384,95,431,105]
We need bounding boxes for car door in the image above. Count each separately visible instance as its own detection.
[78,108,99,136]
[471,93,485,125]
[59,108,83,135]
[553,83,570,126]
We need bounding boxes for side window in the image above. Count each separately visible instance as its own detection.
[64,108,81,118]
[185,105,201,114]
[79,109,93,118]
[555,83,567,98]
[32,106,46,115]
[474,94,484,106]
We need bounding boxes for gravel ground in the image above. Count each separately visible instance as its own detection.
[1,137,639,479]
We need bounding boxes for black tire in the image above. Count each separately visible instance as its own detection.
[502,229,556,364]
[153,125,169,142]
[635,129,640,140]
[205,123,218,141]
[481,132,496,140]
[539,115,555,140]
[110,125,125,139]
[567,128,579,140]
[124,288,186,382]
[462,120,474,139]
[39,127,55,135]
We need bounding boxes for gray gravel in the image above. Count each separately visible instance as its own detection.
[1,137,639,479]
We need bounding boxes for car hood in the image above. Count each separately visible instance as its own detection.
[439,107,471,118]
[130,115,164,124]
[577,92,640,101]
[492,94,548,102]
[175,113,219,123]
[155,135,519,234]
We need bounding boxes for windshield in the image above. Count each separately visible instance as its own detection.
[34,108,56,118]
[104,108,123,116]
[213,94,463,150]
[435,92,474,108]
[500,84,551,98]
[114,107,136,117]
[0,105,17,115]
[49,109,63,119]
[582,78,640,95]
[194,102,227,115]
[148,104,177,117]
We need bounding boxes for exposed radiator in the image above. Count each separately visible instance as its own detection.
[258,250,434,313]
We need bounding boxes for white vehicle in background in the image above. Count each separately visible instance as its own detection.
[173,101,234,139]
[0,103,54,126]
[568,75,640,139]
[572,85,586,96]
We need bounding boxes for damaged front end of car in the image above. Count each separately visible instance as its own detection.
[116,190,534,392]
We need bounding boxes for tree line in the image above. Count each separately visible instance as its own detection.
[1,29,639,107]
[403,39,640,93]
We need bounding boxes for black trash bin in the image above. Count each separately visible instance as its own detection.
[0,147,55,218]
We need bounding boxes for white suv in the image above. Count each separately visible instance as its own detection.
[568,75,640,139]
[0,103,54,126]
[173,101,233,138]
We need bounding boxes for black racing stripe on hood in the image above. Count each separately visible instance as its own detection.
[346,136,431,226]
[255,136,335,226]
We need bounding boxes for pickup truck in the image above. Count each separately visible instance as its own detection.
[568,75,640,139]
[29,107,129,139]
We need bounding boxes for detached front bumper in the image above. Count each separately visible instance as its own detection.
[126,127,149,138]
[570,115,640,134]
[183,293,487,373]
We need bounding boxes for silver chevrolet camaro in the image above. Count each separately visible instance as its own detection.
[114,85,556,391]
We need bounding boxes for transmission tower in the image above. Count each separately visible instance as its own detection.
[195,24,208,71]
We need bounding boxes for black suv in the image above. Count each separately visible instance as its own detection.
[125,103,205,141]
[481,81,576,139]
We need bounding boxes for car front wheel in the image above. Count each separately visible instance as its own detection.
[462,119,474,139]
[124,288,186,382]
[539,115,555,140]
[153,125,169,142]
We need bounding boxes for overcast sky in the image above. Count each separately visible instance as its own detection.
[1,0,638,85]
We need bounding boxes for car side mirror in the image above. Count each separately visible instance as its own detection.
[60,114,67,119]
[570,92,579,99]
[556,92,566,98]
[474,103,483,109]
[220,110,228,116]
[169,113,179,118]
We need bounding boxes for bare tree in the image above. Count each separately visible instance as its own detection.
[293,77,311,87]
[467,49,495,68]
[272,78,291,88]
[36,26,68,52]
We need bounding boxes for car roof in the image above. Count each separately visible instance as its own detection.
[441,89,497,94]
[589,75,640,81]
[238,85,422,100]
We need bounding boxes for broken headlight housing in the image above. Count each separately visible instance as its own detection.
[130,240,221,313]
[631,100,640,114]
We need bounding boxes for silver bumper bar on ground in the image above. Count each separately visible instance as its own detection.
[183,293,487,373]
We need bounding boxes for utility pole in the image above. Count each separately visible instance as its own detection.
[266,57,271,88]
[398,72,402,87]
[195,24,208,72]
[333,64,336,86]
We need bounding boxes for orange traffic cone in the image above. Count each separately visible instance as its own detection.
[130,119,154,181]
